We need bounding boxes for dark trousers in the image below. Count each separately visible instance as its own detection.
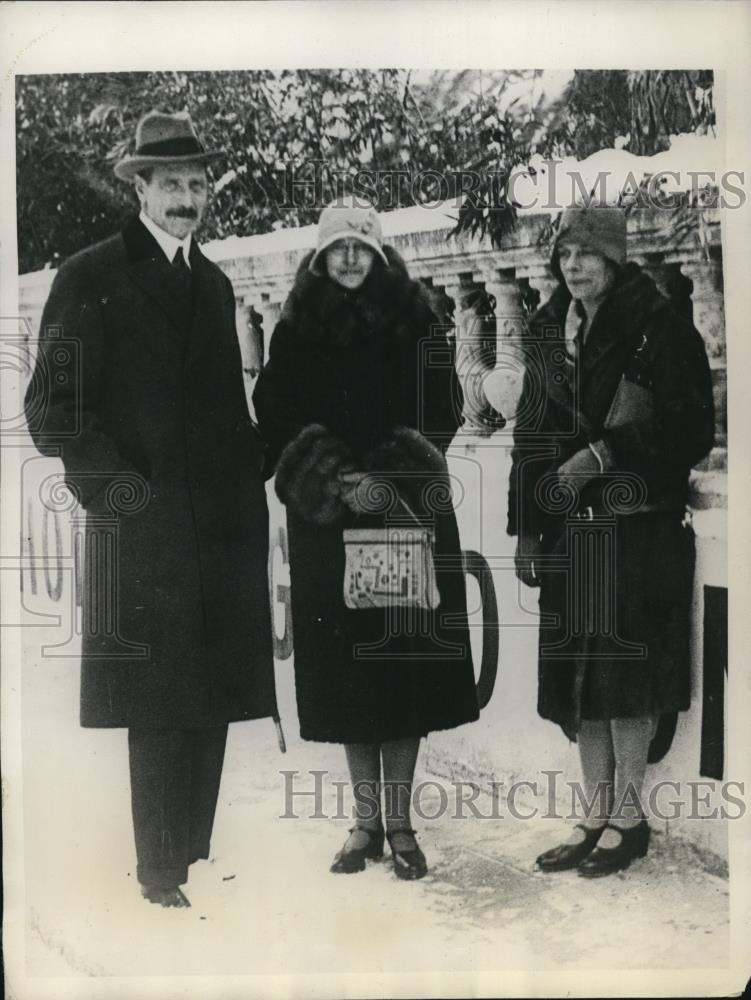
[128,726,228,888]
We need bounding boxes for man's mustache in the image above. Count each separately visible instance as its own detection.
[167,208,199,220]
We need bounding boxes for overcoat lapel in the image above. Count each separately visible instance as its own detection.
[531,292,589,437]
[579,315,633,420]
[578,267,657,420]
[187,240,227,357]
[122,216,192,336]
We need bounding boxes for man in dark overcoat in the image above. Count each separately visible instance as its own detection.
[24,111,278,907]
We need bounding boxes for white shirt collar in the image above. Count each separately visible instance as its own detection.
[139,211,192,268]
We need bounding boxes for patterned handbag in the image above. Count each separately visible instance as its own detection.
[343,497,440,611]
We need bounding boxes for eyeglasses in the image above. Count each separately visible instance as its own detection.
[327,239,374,258]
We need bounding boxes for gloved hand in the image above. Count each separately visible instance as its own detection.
[556,446,601,493]
[515,533,543,588]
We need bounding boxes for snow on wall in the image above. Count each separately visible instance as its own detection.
[203,132,721,264]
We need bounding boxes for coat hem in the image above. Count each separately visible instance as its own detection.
[298,709,480,745]
[539,702,691,731]
[80,711,279,730]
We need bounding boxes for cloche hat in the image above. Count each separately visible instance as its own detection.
[552,205,628,269]
[309,197,389,274]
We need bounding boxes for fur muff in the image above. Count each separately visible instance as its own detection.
[274,424,353,525]
[364,426,450,514]
[366,426,448,476]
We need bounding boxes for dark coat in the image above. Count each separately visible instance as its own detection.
[507,262,714,735]
[253,248,479,743]
[25,216,278,729]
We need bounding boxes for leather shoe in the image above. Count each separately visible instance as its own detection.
[330,825,385,874]
[536,823,605,872]
[387,828,428,881]
[578,820,650,878]
[140,884,191,907]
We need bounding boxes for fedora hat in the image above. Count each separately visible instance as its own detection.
[114,110,222,180]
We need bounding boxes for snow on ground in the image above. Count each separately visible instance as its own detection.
[22,671,729,980]
[18,437,728,983]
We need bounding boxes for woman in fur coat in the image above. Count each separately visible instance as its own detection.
[253,200,479,880]
[508,205,714,877]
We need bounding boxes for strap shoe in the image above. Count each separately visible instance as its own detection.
[330,825,385,874]
[578,820,650,878]
[387,828,428,881]
[536,823,605,872]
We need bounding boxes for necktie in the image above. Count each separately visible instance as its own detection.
[171,246,192,297]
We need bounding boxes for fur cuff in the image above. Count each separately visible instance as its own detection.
[275,424,353,525]
[365,427,450,515]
